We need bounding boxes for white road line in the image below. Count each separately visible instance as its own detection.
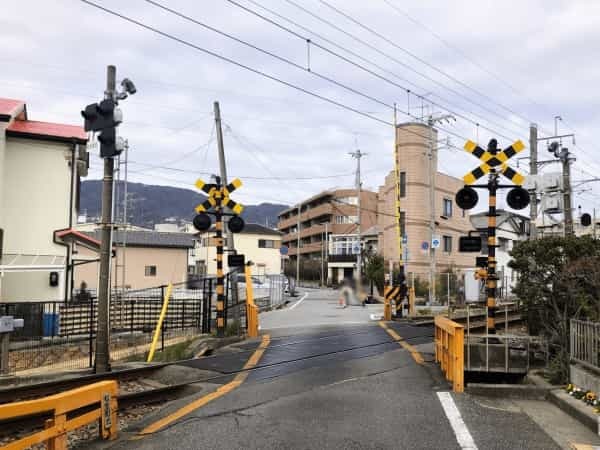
[289,292,308,310]
[437,391,478,450]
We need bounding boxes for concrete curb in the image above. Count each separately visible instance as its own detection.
[466,383,550,400]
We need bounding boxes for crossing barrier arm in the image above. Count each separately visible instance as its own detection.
[0,380,118,449]
[434,316,465,393]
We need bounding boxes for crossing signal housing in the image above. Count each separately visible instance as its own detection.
[506,187,530,210]
[456,186,479,210]
[581,213,592,227]
[228,215,245,233]
[193,213,211,232]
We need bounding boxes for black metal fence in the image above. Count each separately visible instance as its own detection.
[0,275,245,374]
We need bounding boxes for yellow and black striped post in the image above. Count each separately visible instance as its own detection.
[486,150,499,334]
[214,176,226,338]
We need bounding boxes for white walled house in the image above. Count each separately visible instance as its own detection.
[192,224,282,277]
[469,210,529,298]
[0,98,88,302]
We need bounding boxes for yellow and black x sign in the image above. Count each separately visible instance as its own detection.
[194,178,244,215]
[462,140,526,185]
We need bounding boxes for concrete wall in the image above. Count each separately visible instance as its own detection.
[195,232,282,276]
[378,123,473,274]
[74,245,189,290]
[570,363,600,397]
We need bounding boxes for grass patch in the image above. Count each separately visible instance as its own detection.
[417,308,432,316]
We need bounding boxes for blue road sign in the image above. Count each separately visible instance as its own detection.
[421,241,429,251]
[280,245,289,255]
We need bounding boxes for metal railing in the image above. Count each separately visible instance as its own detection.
[570,319,600,371]
[0,380,118,449]
[434,316,464,392]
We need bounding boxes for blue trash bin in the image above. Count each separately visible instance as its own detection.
[43,313,59,336]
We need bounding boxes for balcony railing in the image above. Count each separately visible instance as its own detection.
[328,254,357,263]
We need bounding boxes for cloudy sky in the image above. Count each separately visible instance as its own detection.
[2,0,599,214]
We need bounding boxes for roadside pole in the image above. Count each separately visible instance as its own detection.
[95,66,116,373]
[213,101,240,330]
[529,124,538,239]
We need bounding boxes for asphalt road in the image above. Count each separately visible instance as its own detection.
[112,289,586,450]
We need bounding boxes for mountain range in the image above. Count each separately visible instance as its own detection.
[80,180,288,229]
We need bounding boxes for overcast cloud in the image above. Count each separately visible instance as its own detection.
[1,0,599,213]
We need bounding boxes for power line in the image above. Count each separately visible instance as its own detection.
[78,0,479,152]
[224,0,523,141]
[316,0,538,129]
[279,0,531,135]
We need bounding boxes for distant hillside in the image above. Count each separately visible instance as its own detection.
[80,180,288,229]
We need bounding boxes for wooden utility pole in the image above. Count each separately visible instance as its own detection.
[95,65,116,373]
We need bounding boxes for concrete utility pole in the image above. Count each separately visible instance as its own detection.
[95,65,116,373]
[349,149,366,285]
[560,147,574,235]
[427,119,436,304]
[296,204,301,288]
[213,102,240,326]
[529,124,538,239]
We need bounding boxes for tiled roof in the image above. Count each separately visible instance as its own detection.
[55,228,102,247]
[0,98,25,120]
[84,230,196,249]
[204,223,282,236]
[7,119,87,144]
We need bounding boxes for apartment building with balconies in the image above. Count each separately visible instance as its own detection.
[277,189,377,280]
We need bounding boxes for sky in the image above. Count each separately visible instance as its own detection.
[1,0,600,215]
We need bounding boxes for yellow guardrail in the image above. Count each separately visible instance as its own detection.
[245,265,259,338]
[0,380,118,450]
[434,316,465,393]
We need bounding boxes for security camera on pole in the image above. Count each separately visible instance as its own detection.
[81,65,135,373]
[456,138,529,334]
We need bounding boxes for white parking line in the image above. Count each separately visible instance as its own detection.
[289,293,308,310]
[437,391,478,450]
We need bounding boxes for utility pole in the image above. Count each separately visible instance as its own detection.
[560,147,574,235]
[529,124,538,239]
[213,102,240,326]
[426,114,454,304]
[296,204,301,289]
[95,66,116,373]
[349,149,366,285]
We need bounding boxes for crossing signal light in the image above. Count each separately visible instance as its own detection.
[81,99,121,132]
[506,187,530,210]
[228,215,245,233]
[474,268,487,280]
[581,213,592,227]
[193,213,211,232]
[98,128,125,158]
[456,186,479,210]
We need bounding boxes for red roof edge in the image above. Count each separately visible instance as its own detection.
[54,228,102,248]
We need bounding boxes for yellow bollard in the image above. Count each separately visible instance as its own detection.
[409,287,416,317]
[383,286,392,321]
[147,283,173,362]
[245,265,259,338]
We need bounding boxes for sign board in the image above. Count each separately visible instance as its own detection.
[475,256,488,267]
[431,236,441,249]
[402,235,408,245]
[279,245,289,256]
[421,241,429,251]
[459,236,482,252]
[227,254,245,267]
[352,242,361,255]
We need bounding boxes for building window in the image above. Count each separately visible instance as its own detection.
[400,172,406,198]
[145,265,157,277]
[400,211,406,236]
[331,235,359,255]
[443,235,452,253]
[335,215,358,224]
[443,198,453,218]
[498,237,509,251]
[259,239,276,248]
[337,196,357,205]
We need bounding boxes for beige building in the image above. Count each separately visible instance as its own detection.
[0,98,89,302]
[67,230,195,291]
[193,224,282,276]
[378,123,472,277]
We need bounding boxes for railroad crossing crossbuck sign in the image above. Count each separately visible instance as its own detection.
[455,138,530,336]
[193,176,245,338]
